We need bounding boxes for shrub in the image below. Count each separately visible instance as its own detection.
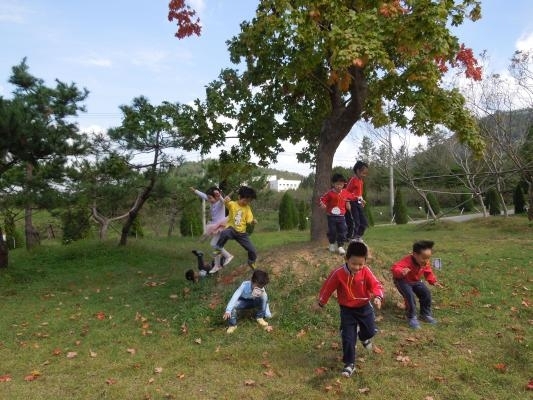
[393,188,408,224]
[180,202,203,237]
[61,207,91,244]
[459,193,474,212]
[425,192,441,215]
[297,200,309,231]
[485,188,501,216]
[278,192,298,230]
[513,183,526,214]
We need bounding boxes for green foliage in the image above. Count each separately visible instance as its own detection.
[278,192,298,230]
[2,211,23,249]
[61,207,91,244]
[128,215,144,238]
[425,192,441,215]
[364,203,375,227]
[297,199,310,231]
[485,188,501,216]
[393,188,408,224]
[459,192,475,212]
[513,183,527,214]
[180,201,202,237]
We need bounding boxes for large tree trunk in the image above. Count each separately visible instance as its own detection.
[119,181,156,246]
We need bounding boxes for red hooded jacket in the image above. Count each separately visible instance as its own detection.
[391,255,438,285]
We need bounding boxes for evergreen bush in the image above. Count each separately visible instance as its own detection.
[485,188,501,216]
[180,202,203,237]
[513,183,526,214]
[278,192,298,230]
[297,200,309,231]
[393,188,408,224]
[459,193,474,212]
[62,207,91,244]
[425,192,441,215]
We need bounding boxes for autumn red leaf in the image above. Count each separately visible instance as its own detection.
[95,311,106,320]
[52,348,62,356]
[168,0,201,39]
[494,363,507,372]
[0,374,12,382]
[315,367,327,375]
[105,378,117,385]
[527,380,533,390]
[263,369,276,377]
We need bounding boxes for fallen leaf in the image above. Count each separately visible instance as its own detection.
[406,337,417,342]
[244,379,255,386]
[176,373,185,379]
[66,351,78,359]
[324,385,333,392]
[494,363,507,372]
[527,379,533,390]
[95,311,106,320]
[296,329,306,338]
[425,397,435,400]
[358,387,370,393]
[372,345,384,354]
[154,367,163,374]
[396,355,410,364]
[194,338,202,344]
[169,294,178,299]
[126,348,136,355]
[105,378,117,385]
[315,367,327,375]
[89,350,97,358]
[52,348,62,356]
[263,369,275,377]
[181,323,188,335]
[148,377,155,384]
[0,375,12,382]
[264,325,274,332]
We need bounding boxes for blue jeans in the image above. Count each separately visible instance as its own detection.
[339,303,377,365]
[216,227,256,264]
[326,215,347,247]
[227,296,268,326]
[393,279,432,318]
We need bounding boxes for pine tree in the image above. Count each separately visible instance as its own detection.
[393,188,408,224]
[180,202,202,236]
[459,193,474,212]
[425,192,441,215]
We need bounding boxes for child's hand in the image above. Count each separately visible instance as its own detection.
[251,219,258,225]
[373,297,382,310]
[189,187,196,192]
[311,302,324,312]
[223,312,231,320]
[434,282,444,288]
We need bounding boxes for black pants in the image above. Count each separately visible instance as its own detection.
[345,201,368,238]
[339,303,377,365]
[327,215,347,246]
[216,227,256,265]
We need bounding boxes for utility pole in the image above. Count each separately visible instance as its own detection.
[388,123,394,219]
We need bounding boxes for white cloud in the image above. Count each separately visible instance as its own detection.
[516,31,533,52]
[0,1,29,23]
[67,55,113,68]
[131,50,170,72]
[188,0,206,14]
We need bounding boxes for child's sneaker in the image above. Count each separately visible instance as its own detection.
[209,265,222,274]
[226,326,237,334]
[256,318,269,327]
[421,315,437,324]
[191,249,203,257]
[408,317,421,329]
[341,363,355,378]
[362,339,373,351]
[222,254,234,267]
[338,246,345,255]
[328,243,336,252]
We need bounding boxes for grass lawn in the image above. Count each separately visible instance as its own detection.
[0,217,531,399]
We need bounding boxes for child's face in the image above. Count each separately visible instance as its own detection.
[346,255,366,273]
[251,283,265,297]
[207,190,221,204]
[332,181,345,192]
[238,197,252,206]
[413,249,432,266]
[357,167,369,178]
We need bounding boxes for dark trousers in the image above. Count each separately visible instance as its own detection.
[339,303,377,365]
[327,215,347,246]
[393,279,432,318]
[216,227,256,265]
[345,201,368,238]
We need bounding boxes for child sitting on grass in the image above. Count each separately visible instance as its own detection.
[314,241,384,378]
[223,269,272,333]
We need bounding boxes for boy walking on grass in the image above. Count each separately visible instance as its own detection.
[314,241,384,378]
[213,186,258,270]
[391,240,444,329]
[223,269,271,333]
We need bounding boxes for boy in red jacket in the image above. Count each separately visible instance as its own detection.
[314,241,384,378]
[345,161,369,241]
[391,240,443,329]
[319,173,352,255]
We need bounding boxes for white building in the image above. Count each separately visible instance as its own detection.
[267,175,301,192]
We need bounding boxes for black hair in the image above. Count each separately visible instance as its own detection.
[413,240,435,254]
[346,241,368,258]
[353,161,369,174]
[251,269,269,287]
[205,186,221,197]
[331,173,346,184]
[185,269,196,281]
[238,186,257,200]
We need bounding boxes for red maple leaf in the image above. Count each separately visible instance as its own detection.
[168,0,202,39]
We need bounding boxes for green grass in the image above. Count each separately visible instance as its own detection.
[1,217,532,399]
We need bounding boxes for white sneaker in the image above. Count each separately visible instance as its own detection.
[226,326,237,334]
[328,244,337,252]
[209,265,222,274]
[338,246,346,255]
[222,254,234,267]
[256,318,269,327]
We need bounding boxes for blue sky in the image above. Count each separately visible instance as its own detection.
[1,1,533,175]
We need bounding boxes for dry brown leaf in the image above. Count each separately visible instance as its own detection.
[105,378,117,385]
[324,385,333,392]
[66,351,78,359]
[181,323,188,335]
[296,329,306,338]
[263,369,275,377]
[89,350,97,358]
[315,367,327,375]
[264,325,274,332]
[358,387,370,393]
[148,377,155,384]
[244,379,256,386]
[194,338,202,344]
[154,367,163,374]
[372,345,384,354]
[127,348,136,355]
[0,374,12,382]
[176,373,185,379]
[52,348,62,356]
